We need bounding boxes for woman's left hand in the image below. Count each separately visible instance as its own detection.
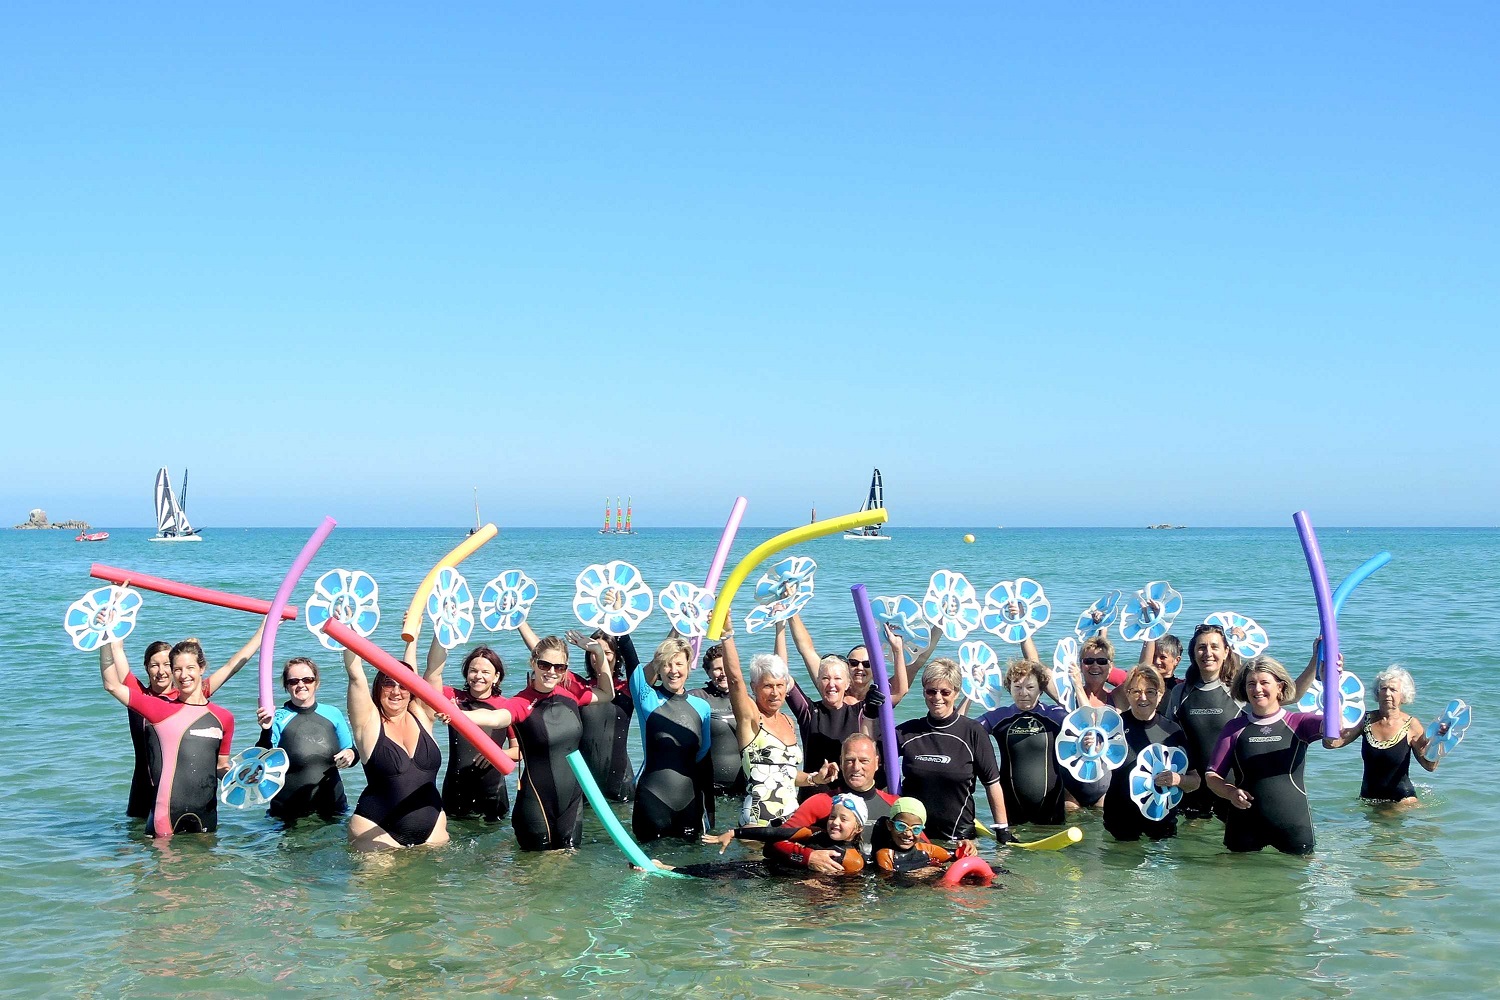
[1153,771,1180,790]
[334,749,356,768]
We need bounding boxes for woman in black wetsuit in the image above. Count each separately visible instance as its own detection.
[506,633,615,851]
[784,614,861,794]
[630,636,715,843]
[1101,665,1197,842]
[977,657,1070,825]
[424,643,517,822]
[695,643,746,798]
[254,656,357,823]
[1324,664,1440,805]
[521,622,636,801]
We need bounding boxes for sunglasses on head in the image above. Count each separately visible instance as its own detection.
[1193,623,1227,636]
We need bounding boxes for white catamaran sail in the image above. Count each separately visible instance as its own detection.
[844,467,891,540]
[150,467,202,542]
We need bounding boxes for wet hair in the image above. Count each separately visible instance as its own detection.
[651,636,694,674]
[1122,664,1164,698]
[1373,665,1416,704]
[922,658,961,693]
[749,652,789,687]
[462,645,505,685]
[1232,654,1297,707]
[1155,634,1183,661]
[1080,634,1115,662]
[701,643,725,670]
[1005,658,1050,689]
[282,656,320,687]
[142,640,172,668]
[170,637,206,669]
[1185,623,1243,689]
[585,629,622,680]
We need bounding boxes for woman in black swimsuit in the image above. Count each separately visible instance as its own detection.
[1324,664,1439,805]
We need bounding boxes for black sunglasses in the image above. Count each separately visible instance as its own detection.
[848,658,870,667]
[1081,657,1111,666]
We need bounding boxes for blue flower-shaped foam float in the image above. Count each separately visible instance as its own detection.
[1130,743,1189,820]
[659,580,715,638]
[1202,611,1269,659]
[982,577,1051,644]
[1423,699,1471,761]
[426,566,475,650]
[1075,591,1124,640]
[306,569,381,651]
[218,747,289,809]
[1118,581,1183,642]
[958,640,1006,713]
[64,584,141,652]
[1056,706,1128,784]
[874,595,932,650]
[479,570,538,632]
[1296,672,1366,730]
[1052,636,1080,711]
[575,560,654,637]
[744,555,815,634]
[923,570,981,642]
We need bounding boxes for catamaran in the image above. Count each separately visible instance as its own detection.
[150,467,202,542]
[843,468,891,541]
[598,495,638,534]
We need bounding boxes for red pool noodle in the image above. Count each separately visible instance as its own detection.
[320,619,516,777]
[90,564,297,620]
[941,855,996,887]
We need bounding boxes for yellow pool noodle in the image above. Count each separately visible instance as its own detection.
[401,523,498,642]
[706,508,888,640]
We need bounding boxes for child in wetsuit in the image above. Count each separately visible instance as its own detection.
[657,793,868,878]
[872,797,954,874]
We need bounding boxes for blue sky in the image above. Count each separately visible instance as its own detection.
[4,5,1495,528]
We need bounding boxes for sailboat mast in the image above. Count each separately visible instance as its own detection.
[624,497,633,533]
[602,497,612,532]
[180,469,190,518]
[615,496,622,534]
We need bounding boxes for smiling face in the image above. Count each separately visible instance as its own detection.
[846,647,871,690]
[1153,646,1182,680]
[1080,650,1113,690]
[889,811,922,850]
[704,654,727,691]
[817,660,850,703]
[145,647,173,695]
[284,661,319,708]
[658,650,691,694]
[170,651,205,699]
[1125,677,1163,720]
[1193,630,1228,683]
[373,674,411,718]
[1009,672,1042,711]
[464,657,499,699]
[530,652,569,694]
[1243,668,1283,716]
[923,679,957,720]
[840,737,878,792]
[825,804,862,843]
[754,673,787,715]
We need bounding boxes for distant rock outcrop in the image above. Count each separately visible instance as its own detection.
[13,509,91,531]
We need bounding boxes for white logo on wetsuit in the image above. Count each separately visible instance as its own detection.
[914,754,952,764]
[189,727,224,739]
[1187,708,1224,716]
[1246,735,1282,744]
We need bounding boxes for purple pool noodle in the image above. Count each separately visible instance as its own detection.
[692,497,747,662]
[259,517,337,713]
[1292,511,1340,739]
[851,583,901,794]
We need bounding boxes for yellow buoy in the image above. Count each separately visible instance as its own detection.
[963,533,975,544]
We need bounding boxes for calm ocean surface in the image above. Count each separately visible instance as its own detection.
[1,524,1492,998]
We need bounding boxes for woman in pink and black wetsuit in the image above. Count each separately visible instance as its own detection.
[1205,650,1331,856]
[100,637,235,837]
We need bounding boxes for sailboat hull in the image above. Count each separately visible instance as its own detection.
[841,532,891,541]
[149,534,203,542]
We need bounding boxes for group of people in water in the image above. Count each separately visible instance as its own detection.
[97,582,1447,876]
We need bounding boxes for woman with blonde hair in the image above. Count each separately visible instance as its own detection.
[630,635,715,843]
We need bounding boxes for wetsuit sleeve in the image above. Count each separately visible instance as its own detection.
[212,704,234,755]
[1208,718,1245,775]
[332,707,355,752]
[786,682,812,724]
[257,722,273,749]
[734,824,803,842]
[125,685,177,725]
[783,794,833,831]
[618,634,641,680]
[1287,712,1325,741]
[498,694,534,725]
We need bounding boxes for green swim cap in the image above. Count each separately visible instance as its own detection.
[890,797,927,824]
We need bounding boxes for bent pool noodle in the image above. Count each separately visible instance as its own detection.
[1332,551,1392,618]
[941,855,995,887]
[851,583,901,794]
[706,508,888,640]
[401,524,498,642]
[259,517,336,714]
[90,564,297,620]
[322,618,515,776]
[567,750,686,878]
[692,496,748,662]
[1293,511,1341,739]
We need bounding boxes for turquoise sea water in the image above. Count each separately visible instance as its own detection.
[1,525,1492,998]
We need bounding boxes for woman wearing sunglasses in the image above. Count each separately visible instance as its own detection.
[1059,634,1121,809]
[255,656,356,823]
[897,658,1013,846]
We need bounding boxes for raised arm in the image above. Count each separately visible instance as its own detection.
[1292,637,1332,702]
[1138,639,1156,666]
[205,619,267,696]
[886,624,913,705]
[423,635,449,691]
[721,629,760,749]
[518,621,541,653]
[100,639,132,707]
[343,648,380,760]
[789,614,822,686]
